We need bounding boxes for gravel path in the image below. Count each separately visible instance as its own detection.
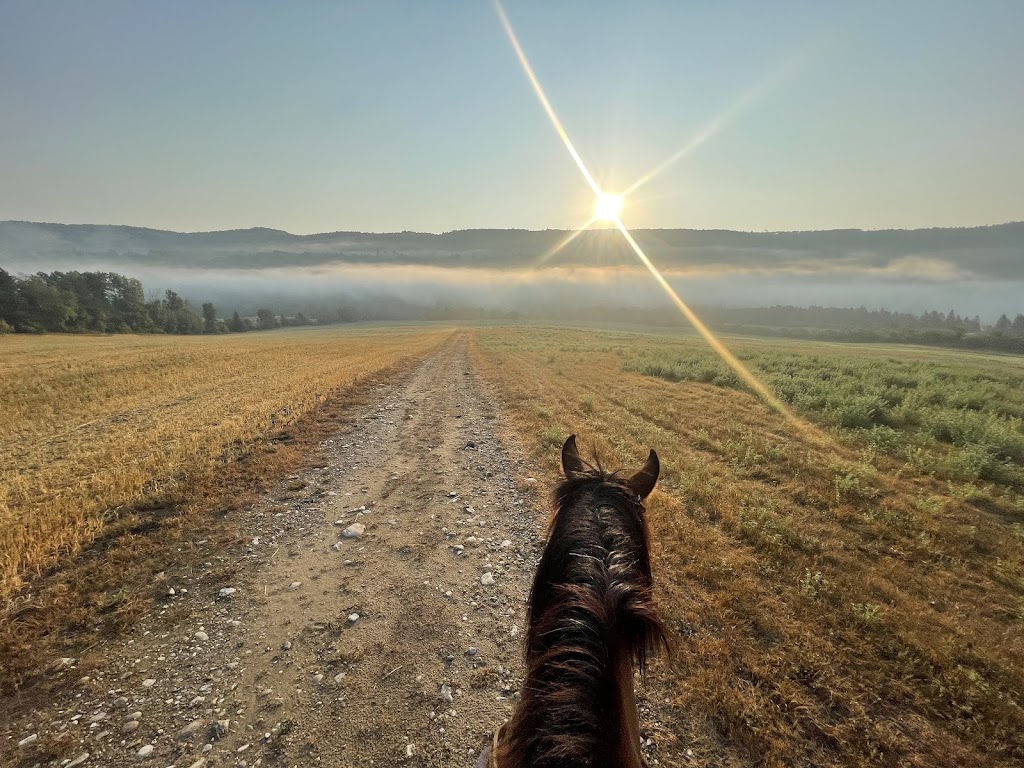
[3,334,549,768]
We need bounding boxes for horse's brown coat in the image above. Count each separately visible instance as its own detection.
[491,436,665,768]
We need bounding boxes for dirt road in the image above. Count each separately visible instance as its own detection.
[3,335,549,767]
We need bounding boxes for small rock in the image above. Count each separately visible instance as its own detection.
[17,734,38,747]
[465,441,476,449]
[313,673,324,684]
[466,647,478,657]
[289,581,302,590]
[194,630,209,642]
[481,572,496,586]
[251,536,260,546]
[178,720,204,741]
[218,588,237,599]
[406,743,416,758]
[440,683,454,703]
[334,672,346,684]
[282,641,292,651]
[464,536,480,547]
[451,545,464,556]
[341,523,365,539]
[141,678,156,688]
[136,743,154,758]
[347,613,360,624]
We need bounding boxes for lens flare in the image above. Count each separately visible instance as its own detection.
[533,216,598,268]
[623,47,813,198]
[494,1,600,198]
[494,0,811,428]
[594,193,623,222]
[611,218,792,415]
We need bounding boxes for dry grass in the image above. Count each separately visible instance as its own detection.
[472,326,1024,767]
[0,325,451,600]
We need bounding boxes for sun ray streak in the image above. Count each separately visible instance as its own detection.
[494,1,601,197]
[623,51,810,198]
[611,218,795,417]
[533,217,598,268]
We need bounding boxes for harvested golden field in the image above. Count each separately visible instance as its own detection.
[0,325,451,600]
[472,326,1024,767]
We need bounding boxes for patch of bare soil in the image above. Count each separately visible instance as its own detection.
[1,335,550,767]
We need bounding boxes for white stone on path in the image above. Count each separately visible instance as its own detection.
[342,523,365,539]
[481,572,495,586]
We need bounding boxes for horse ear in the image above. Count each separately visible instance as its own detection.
[561,434,586,477]
[628,449,659,500]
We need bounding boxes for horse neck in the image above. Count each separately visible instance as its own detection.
[497,631,646,768]
[498,503,653,767]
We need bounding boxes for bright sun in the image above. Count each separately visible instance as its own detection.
[593,193,623,222]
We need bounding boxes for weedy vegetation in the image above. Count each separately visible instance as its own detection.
[473,326,1024,767]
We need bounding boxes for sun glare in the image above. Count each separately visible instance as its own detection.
[594,193,623,222]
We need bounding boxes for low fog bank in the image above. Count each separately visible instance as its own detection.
[4,219,1023,322]
[10,261,1017,325]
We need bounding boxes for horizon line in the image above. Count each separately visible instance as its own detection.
[2,218,1023,239]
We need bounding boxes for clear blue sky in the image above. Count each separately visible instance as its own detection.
[1,1,1021,234]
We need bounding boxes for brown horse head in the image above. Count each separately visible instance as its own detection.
[492,435,665,768]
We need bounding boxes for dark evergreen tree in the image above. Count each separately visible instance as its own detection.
[256,308,277,330]
[202,302,217,334]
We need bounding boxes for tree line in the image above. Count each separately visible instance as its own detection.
[0,268,324,335]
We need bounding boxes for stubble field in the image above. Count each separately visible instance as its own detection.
[0,325,452,600]
[472,326,1024,766]
[2,323,1023,766]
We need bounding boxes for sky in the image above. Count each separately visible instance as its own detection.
[1,1,1022,235]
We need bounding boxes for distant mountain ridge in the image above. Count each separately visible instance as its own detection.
[2,220,1023,279]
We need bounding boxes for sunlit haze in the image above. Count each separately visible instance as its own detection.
[1,1,1022,234]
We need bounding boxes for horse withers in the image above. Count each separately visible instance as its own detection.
[480,435,666,768]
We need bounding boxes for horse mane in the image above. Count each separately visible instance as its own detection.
[497,464,666,768]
